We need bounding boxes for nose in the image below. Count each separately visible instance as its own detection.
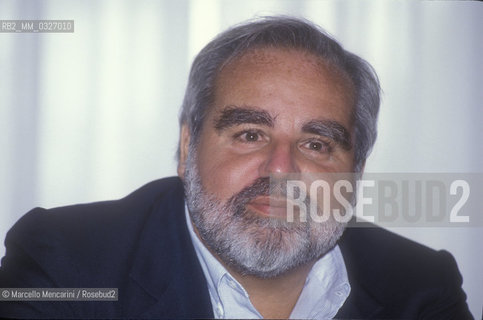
[259,141,299,176]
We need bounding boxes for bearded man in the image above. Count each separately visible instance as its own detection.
[0,16,472,319]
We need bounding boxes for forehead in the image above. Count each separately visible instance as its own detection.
[211,47,355,124]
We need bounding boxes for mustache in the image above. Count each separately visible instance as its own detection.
[227,177,306,210]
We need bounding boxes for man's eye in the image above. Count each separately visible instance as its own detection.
[244,132,259,141]
[304,140,331,153]
[234,130,263,143]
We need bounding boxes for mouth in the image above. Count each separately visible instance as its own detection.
[247,196,294,219]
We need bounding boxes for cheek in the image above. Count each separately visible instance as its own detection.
[195,141,263,200]
[332,150,356,171]
[318,152,355,173]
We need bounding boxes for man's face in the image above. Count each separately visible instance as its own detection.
[179,48,356,277]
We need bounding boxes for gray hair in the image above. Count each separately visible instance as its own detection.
[178,16,380,172]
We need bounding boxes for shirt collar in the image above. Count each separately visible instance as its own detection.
[290,244,351,318]
[185,206,251,317]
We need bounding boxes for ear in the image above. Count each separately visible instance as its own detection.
[177,124,191,180]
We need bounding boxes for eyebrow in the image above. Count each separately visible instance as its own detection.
[302,120,352,150]
[214,105,274,131]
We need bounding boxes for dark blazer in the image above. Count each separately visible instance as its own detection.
[0,177,473,319]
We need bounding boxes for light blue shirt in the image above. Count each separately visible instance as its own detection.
[185,207,351,319]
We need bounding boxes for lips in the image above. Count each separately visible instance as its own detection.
[247,196,291,218]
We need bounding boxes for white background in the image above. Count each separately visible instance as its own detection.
[0,0,482,318]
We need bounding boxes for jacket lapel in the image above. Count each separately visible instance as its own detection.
[335,224,385,319]
[122,179,213,318]
[335,279,384,319]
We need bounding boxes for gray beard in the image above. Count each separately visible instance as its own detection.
[183,150,346,278]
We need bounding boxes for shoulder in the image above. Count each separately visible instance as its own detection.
[339,224,472,318]
[0,177,184,287]
[340,225,456,285]
[7,176,183,238]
